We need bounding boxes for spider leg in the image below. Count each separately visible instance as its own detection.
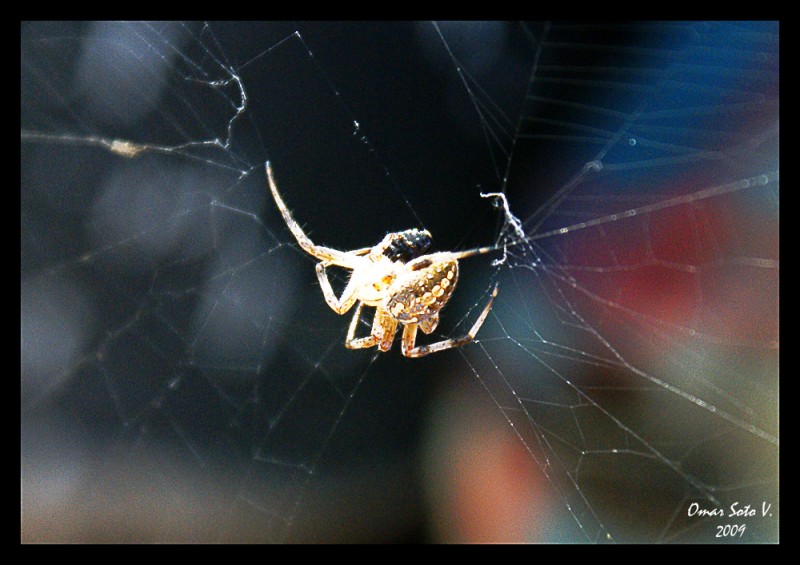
[345,302,377,349]
[401,284,498,358]
[376,309,399,351]
[267,162,362,268]
[345,303,398,351]
[418,314,439,334]
[316,261,361,314]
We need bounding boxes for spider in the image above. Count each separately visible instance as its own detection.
[266,162,498,358]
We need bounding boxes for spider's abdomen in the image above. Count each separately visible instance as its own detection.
[385,259,458,324]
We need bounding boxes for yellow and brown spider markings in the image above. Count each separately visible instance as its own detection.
[385,259,458,324]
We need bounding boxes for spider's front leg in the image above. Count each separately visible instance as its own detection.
[315,261,360,315]
[267,162,362,267]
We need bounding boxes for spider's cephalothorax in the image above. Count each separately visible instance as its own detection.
[266,162,497,357]
[380,229,432,263]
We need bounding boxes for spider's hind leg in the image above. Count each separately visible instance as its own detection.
[418,314,439,334]
[345,303,398,352]
[401,284,498,358]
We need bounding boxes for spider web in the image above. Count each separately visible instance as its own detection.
[21,21,778,543]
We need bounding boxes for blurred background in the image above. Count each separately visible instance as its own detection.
[22,21,778,542]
